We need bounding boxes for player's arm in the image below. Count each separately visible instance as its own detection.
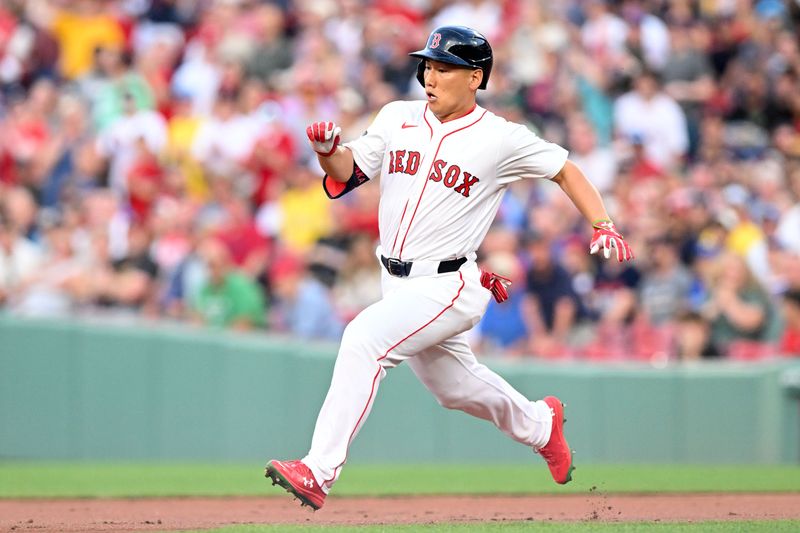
[307,120,372,199]
[551,160,609,225]
[551,160,634,262]
[318,147,354,183]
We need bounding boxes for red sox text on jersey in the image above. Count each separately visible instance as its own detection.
[389,150,480,198]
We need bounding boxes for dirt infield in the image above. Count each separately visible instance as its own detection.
[2,493,800,532]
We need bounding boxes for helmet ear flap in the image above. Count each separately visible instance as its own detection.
[475,68,487,90]
[478,73,488,90]
[416,61,425,88]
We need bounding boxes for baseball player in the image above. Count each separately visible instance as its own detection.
[266,26,633,510]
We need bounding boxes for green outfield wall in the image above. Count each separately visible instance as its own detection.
[1,316,799,464]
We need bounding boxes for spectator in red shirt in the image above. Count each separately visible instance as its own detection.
[214,196,270,279]
[127,137,164,222]
[2,88,51,189]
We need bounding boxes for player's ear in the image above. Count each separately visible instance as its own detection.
[469,69,483,91]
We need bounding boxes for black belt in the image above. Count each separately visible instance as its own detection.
[380,255,467,278]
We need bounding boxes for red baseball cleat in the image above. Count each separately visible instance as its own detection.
[536,396,575,484]
[265,459,326,510]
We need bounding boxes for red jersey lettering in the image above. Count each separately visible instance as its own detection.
[394,150,406,174]
[429,159,446,182]
[454,172,480,197]
[443,165,460,188]
[406,151,421,175]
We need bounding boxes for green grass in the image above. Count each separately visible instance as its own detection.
[178,521,800,533]
[1,463,799,499]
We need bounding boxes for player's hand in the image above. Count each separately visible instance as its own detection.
[589,220,634,262]
[307,121,341,157]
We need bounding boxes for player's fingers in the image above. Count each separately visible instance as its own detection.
[590,242,599,255]
[326,122,334,140]
[599,235,608,258]
[614,238,624,262]
[306,125,314,143]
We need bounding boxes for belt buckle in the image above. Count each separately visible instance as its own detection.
[386,258,407,277]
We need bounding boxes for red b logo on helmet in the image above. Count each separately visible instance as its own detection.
[430,33,441,49]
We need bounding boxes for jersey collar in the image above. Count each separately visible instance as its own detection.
[424,103,483,133]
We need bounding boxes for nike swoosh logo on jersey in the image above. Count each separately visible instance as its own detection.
[401,122,417,129]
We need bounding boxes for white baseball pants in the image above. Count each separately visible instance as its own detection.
[302,261,553,492]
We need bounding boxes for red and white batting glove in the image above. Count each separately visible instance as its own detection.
[480,269,512,303]
[590,219,634,262]
[306,121,341,157]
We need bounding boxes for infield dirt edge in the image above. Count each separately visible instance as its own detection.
[2,492,800,532]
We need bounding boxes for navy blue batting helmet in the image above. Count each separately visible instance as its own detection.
[409,26,493,90]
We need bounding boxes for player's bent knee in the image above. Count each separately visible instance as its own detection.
[435,392,469,410]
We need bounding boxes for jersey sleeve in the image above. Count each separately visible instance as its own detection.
[496,124,569,185]
[342,102,398,180]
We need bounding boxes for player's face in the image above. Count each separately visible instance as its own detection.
[423,60,481,122]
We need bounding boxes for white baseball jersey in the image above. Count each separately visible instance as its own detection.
[345,101,569,261]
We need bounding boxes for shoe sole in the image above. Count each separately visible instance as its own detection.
[561,401,576,484]
[547,398,576,484]
[265,462,322,510]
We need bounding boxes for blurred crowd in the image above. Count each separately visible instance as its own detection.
[0,0,799,362]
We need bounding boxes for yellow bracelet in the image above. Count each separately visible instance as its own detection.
[592,218,613,228]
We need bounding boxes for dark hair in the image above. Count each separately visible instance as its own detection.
[636,68,663,85]
[676,310,707,324]
[784,289,800,306]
